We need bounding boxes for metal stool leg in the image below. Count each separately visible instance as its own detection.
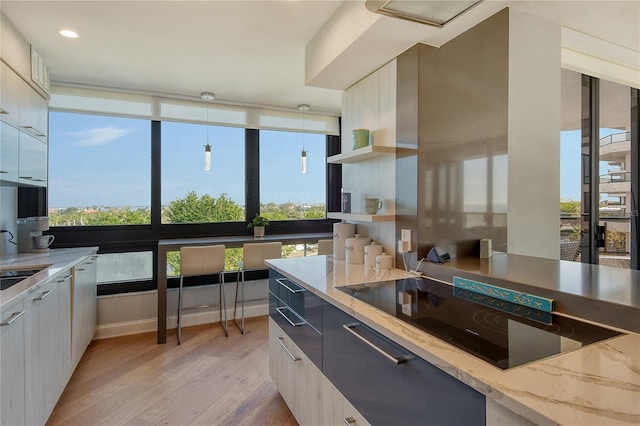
[220,271,228,337]
[177,274,184,345]
[233,269,245,334]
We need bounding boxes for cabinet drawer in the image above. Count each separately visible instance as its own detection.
[323,302,485,426]
[269,293,322,370]
[268,270,321,331]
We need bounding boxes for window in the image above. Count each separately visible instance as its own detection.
[259,130,326,220]
[161,122,245,224]
[48,112,151,226]
[45,91,338,294]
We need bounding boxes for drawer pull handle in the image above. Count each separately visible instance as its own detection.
[0,108,8,114]
[1,310,26,326]
[344,416,356,425]
[275,306,306,327]
[276,278,306,294]
[76,268,86,271]
[19,176,46,182]
[276,336,301,362]
[0,170,8,174]
[35,289,54,301]
[58,275,72,282]
[342,323,414,365]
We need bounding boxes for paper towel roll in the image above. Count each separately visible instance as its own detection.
[345,234,369,264]
[364,242,383,268]
[333,222,355,260]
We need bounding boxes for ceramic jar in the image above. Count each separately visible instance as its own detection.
[364,242,383,268]
[375,252,393,271]
[345,234,369,264]
[333,222,355,260]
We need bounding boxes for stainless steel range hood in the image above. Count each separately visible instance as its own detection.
[364,0,483,27]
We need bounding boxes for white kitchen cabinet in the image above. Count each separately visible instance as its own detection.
[57,272,73,384]
[0,61,22,128]
[19,81,48,143]
[268,318,324,426]
[18,131,47,186]
[0,297,26,426]
[0,121,20,182]
[24,270,72,426]
[322,376,369,426]
[71,255,98,368]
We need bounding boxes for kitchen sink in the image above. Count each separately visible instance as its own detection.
[0,269,45,291]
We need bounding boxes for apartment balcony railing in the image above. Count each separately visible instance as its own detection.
[599,131,631,147]
[599,132,631,160]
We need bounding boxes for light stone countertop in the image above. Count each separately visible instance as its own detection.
[0,247,99,308]
[266,255,640,426]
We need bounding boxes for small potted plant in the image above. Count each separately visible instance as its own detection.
[248,214,270,238]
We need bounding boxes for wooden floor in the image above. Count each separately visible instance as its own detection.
[48,316,298,426]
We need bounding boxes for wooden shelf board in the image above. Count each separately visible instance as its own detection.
[327,212,395,222]
[327,145,396,164]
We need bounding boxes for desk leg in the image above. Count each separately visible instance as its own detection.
[158,246,168,344]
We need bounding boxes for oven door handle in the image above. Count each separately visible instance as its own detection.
[342,322,414,365]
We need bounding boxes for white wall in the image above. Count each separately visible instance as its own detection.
[95,279,269,339]
[507,9,561,259]
[341,60,398,262]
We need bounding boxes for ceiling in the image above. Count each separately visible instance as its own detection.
[1,1,638,116]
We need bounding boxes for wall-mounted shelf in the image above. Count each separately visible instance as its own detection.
[327,212,395,222]
[327,145,416,164]
[327,145,396,164]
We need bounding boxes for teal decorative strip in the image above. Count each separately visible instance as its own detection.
[453,276,554,313]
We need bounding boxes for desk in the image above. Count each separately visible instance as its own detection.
[157,232,332,343]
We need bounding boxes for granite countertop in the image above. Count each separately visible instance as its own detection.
[0,247,99,308]
[266,255,640,426]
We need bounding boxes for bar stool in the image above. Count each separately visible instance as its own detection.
[177,244,228,344]
[317,239,333,255]
[234,241,282,333]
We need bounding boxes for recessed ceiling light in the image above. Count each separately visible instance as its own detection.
[59,29,79,39]
[365,0,482,27]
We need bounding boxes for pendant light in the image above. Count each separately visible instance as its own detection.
[201,92,215,171]
[298,104,309,174]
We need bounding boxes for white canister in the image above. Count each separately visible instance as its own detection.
[345,234,369,264]
[375,252,393,271]
[333,222,355,260]
[364,242,383,268]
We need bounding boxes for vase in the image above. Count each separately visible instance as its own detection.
[253,226,265,239]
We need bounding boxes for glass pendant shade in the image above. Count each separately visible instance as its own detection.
[301,149,307,174]
[204,143,211,171]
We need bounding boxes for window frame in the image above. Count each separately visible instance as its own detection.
[36,117,341,295]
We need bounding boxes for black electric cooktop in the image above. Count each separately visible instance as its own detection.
[337,278,623,369]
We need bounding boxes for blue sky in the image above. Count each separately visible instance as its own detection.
[48,112,326,208]
[48,111,625,208]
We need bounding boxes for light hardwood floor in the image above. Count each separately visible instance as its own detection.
[48,316,298,426]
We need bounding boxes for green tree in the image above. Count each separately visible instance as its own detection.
[162,192,245,273]
[163,191,244,224]
[560,199,581,217]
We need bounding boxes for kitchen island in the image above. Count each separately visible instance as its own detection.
[266,255,640,425]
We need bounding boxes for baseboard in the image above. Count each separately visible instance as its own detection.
[94,301,269,340]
